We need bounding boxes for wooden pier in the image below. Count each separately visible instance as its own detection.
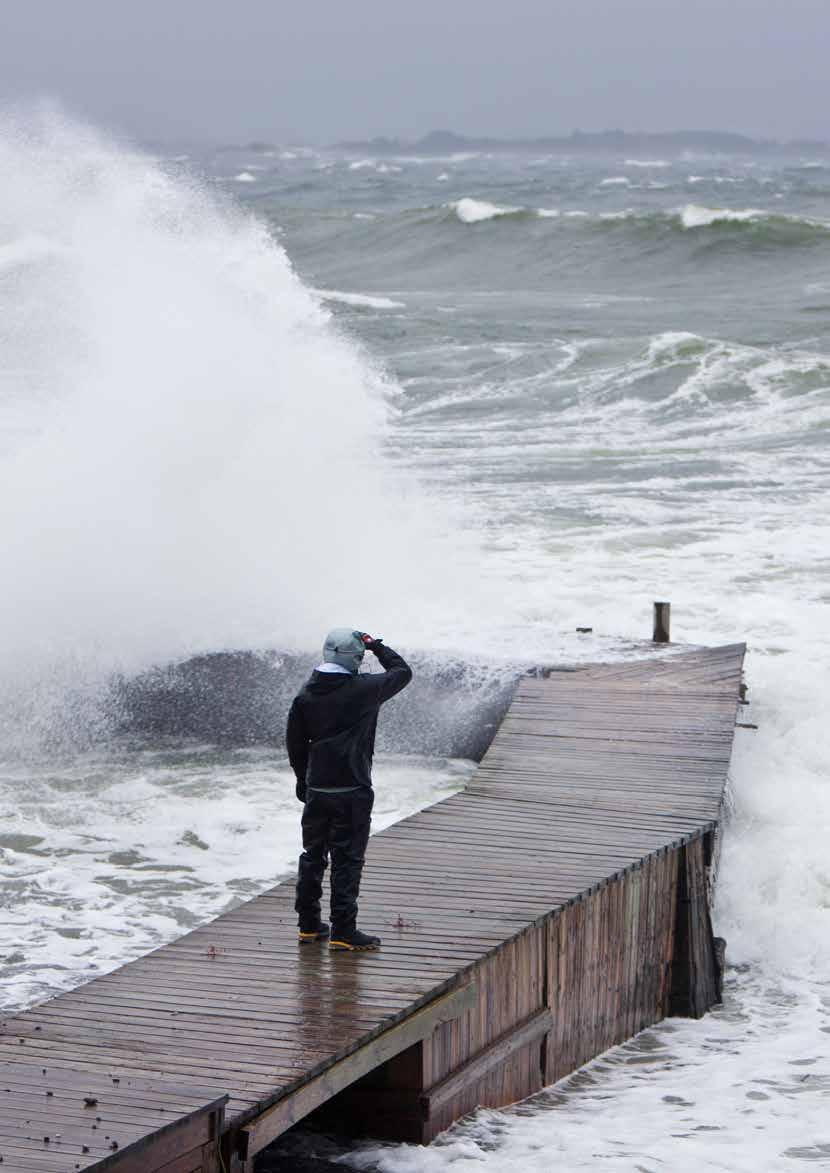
[0,643,746,1170]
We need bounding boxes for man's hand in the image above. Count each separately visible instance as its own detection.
[358,632,384,653]
[295,779,307,803]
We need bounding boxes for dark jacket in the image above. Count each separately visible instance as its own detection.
[286,643,412,793]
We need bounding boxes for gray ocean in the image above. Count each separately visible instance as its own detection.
[1,115,828,1169]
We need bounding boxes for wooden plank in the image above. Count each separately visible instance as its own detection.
[239,981,477,1156]
[423,1008,552,1118]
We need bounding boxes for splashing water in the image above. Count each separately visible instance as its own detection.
[0,111,483,712]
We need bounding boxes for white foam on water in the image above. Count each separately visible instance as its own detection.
[600,176,631,186]
[536,207,560,218]
[315,289,406,310]
[676,204,830,230]
[687,174,743,186]
[624,158,672,167]
[579,294,655,308]
[451,198,521,223]
[232,170,257,182]
[679,203,767,228]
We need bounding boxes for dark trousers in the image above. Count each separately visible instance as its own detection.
[295,788,374,936]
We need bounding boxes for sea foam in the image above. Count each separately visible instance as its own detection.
[679,203,767,228]
[315,289,405,309]
[451,197,520,223]
[451,199,562,223]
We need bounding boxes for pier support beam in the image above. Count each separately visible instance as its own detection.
[669,838,721,1018]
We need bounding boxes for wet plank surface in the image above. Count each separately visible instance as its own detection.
[0,644,745,1167]
[0,1062,225,1171]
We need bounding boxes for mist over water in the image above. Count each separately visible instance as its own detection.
[1,115,829,1169]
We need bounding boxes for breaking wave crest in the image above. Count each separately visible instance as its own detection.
[674,203,828,232]
[450,197,527,223]
[0,110,485,749]
[422,200,830,247]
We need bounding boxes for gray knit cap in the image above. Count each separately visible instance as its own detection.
[322,628,365,674]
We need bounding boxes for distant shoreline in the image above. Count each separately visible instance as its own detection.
[333,128,829,156]
[204,127,829,158]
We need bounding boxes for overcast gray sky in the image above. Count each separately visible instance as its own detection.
[1,0,828,144]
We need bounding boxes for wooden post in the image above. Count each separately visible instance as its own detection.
[653,601,671,643]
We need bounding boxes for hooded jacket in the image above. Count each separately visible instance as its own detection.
[286,643,412,792]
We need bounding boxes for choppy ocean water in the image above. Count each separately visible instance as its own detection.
[0,115,828,1168]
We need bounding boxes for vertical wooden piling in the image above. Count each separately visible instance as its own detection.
[653,600,671,642]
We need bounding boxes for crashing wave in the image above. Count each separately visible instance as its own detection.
[114,648,527,759]
[451,197,522,223]
[450,199,564,223]
[676,204,830,232]
[405,199,830,248]
[0,108,480,747]
[679,204,766,228]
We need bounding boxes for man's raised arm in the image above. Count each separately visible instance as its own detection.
[363,637,412,702]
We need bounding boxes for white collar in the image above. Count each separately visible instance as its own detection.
[316,661,352,674]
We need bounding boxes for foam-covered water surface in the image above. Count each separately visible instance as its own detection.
[0,745,472,1011]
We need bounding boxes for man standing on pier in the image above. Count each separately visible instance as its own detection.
[287,629,412,952]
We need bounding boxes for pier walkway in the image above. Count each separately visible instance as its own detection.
[0,644,746,1171]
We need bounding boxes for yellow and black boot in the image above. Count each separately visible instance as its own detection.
[329,928,381,952]
[298,921,330,944]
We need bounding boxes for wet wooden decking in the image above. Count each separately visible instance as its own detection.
[0,643,746,1170]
